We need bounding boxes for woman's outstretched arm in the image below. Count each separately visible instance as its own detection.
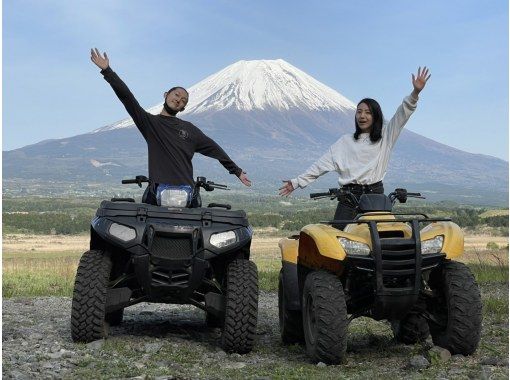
[385,67,431,147]
[279,147,336,196]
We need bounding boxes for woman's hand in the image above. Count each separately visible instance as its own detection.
[411,66,431,97]
[238,171,252,187]
[279,180,294,196]
[90,48,109,70]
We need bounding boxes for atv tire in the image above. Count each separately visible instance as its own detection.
[105,308,124,327]
[428,261,482,355]
[71,250,111,342]
[278,269,304,344]
[391,313,429,344]
[302,271,348,364]
[221,259,258,354]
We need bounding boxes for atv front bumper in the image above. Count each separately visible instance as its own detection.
[345,220,446,320]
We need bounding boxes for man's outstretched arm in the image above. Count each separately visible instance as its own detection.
[195,131,251,187]
[91,48,150,137]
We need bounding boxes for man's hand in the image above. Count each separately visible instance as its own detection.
[279,180,294,196]
[411,66,431,98]
[238,171,252,187]
[91,48,109,70]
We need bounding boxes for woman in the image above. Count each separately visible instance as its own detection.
[279,67,431,227]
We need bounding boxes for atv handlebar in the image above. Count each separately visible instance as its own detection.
[388,188,425,204]
[195,176,229,192]
[121,175,149,188]
[310,188,340,199]
[121,175,229,192]
[310,187,426,205]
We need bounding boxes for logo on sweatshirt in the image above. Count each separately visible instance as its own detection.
[178,129,189,140]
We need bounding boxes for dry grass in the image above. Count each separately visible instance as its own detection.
[3,233,89,254]
[462,235,508,266]
[3,231,508,297]
[464,235,508,251]
[479,209,509,218]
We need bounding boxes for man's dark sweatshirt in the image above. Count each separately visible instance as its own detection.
[101,67,242,187]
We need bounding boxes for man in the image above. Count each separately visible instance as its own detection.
[90,48,251,205]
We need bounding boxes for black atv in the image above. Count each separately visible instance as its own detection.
[71,176,258,354]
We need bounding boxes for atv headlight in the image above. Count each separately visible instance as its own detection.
[421,235,444,254]
[338,238,371,256]
[158,188,191,208]
[109,223,136,242]
[210,231,237,248]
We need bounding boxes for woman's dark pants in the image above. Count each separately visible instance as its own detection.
[333,182,384,229]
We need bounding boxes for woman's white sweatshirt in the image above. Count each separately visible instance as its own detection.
[290,94,418,189]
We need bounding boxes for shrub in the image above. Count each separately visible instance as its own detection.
[486,241,499,250]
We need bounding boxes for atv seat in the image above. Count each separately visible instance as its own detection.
[358,194,393,212]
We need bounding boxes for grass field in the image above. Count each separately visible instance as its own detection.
[2,231,508,297]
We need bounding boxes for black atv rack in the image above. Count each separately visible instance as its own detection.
[321,216,451,319]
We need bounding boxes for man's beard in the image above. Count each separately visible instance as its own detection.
[163,101,178,116]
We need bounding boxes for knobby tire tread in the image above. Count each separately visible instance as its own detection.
[303,271,348,364]
[430,261,482,355]
[71,250,111,342]
[221,259,259,354]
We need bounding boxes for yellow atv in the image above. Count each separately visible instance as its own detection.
[278,188,482,364]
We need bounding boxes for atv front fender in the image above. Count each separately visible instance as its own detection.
[300,224,347,260]
[279,237,299,264]
[278,237,300,310]
[421,221,464,259]
[295,224,358,275]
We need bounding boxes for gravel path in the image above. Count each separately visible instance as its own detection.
[3,292,280,379]
[3,291,508,379]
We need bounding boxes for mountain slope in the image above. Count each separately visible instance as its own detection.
[3,59,508,204]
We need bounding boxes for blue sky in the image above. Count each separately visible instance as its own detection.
[3,0,508,160]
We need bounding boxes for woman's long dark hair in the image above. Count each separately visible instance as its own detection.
[354,98,383,142]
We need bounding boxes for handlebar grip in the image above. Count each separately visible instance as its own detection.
[121,179,138,184]
[210,183,228,189]
[310,192,329,198]
[407,192,422,196]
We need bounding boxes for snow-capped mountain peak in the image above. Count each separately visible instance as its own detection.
[181,59,355,113]
[94,59,355,132]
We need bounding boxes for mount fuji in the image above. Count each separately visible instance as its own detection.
[3,59,508,204]
[93,59,356,149]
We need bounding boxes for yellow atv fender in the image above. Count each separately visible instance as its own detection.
[278,224,359,311]
[420,221,464,259]
[297,224,348,274]
[279,236,299,265]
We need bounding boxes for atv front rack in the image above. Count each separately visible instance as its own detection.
[321,216,451,319]
[322,215,452,226]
